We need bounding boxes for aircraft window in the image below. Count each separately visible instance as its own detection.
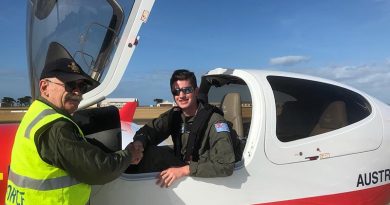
[267,76,372,142]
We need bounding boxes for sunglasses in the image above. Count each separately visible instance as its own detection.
[46,80,89,93]
[171,86,194,96]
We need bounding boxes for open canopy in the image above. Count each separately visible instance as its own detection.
[27,0,154,108]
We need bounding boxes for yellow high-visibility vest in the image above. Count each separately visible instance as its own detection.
[5,100,91,205]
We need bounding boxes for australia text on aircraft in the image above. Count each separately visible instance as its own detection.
[357,169,390,188]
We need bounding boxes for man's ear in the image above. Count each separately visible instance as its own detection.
[39,80,49,97]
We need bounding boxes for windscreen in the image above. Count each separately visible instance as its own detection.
[27,0,135,99]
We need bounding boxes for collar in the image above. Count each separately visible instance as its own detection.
[180,102,204,122]
[37,96,73,118]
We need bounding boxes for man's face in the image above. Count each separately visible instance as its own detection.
[40,78,84,114]
[172,80,198,111]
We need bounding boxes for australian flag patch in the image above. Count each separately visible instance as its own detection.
[214,122,230,133]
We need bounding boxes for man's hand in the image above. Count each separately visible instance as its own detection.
[156,165,190,188]
[126,141,144,164]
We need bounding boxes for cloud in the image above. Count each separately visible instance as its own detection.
[269,55,310,66]
[291,64,390,103]
[117,64,390,105]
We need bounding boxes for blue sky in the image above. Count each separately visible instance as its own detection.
[1,0,390,105]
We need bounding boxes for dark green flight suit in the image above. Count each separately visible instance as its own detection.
[34,97,133,184]
[133,103,235,177]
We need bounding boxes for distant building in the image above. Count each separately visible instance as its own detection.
[99,98,138,109]
[156,100,176,107]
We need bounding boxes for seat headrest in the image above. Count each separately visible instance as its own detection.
[318,101,348,129]
[220,93,244,138]
[221,93,241,115]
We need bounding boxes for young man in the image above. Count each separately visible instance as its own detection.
[132,69,235,188]
[5,43,143,205]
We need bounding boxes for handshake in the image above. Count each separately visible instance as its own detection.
[126,140,144,165]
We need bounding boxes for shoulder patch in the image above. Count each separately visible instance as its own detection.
[214,122,230,133]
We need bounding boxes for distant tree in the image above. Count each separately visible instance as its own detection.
[17,96,32,107]
[153,98,163,105]
[1,97,16,107]
[16,98,23,106]
[25,96,33,106]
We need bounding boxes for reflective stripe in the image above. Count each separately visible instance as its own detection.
[8,169,80,191]
[24,109,57,138]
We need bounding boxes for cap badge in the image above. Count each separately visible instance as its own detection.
[68,62,80,73]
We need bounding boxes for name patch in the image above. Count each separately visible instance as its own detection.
[7,184,25,205]
[214,122,230,133]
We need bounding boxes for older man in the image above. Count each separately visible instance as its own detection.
[5,42,143,205]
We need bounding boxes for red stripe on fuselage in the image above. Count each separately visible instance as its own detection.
[0,123,18,202]
[256,183,390,205]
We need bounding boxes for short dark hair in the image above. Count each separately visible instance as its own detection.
[170,69,197,90]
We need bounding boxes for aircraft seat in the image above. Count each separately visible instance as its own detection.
[220,92,244,138]
[310,101,348,136]
[276,101,314,142]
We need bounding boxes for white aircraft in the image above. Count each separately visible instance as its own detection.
[1,0,390,204]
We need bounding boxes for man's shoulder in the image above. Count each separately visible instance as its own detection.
[207,111,231,133]
[209,111,225,121]
[35,117,79,147]
[158,106,181,119]
[203,103,224,120]
[51,118,74,127]
[197,103,225,123]
[41,117,75,134]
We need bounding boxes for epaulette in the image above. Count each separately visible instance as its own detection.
[172,106,181,112]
